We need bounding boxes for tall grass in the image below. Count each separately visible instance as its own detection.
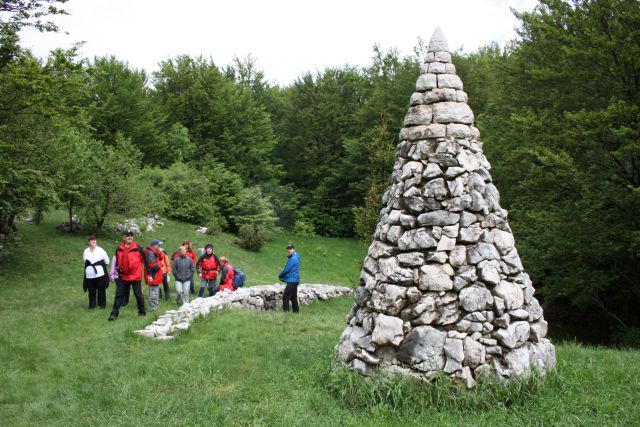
[1,211,639,426]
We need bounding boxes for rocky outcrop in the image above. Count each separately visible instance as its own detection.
[334,28,556,387]
[135,284,353,340]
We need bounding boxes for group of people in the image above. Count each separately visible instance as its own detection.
[82,229,302,321]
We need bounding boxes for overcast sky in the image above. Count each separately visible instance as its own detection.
[19,0,538,85]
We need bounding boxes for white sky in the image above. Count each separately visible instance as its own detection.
[19,0,538,86]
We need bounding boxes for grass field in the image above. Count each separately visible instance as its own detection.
[1,212,639,426]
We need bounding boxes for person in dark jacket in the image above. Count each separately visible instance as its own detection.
[172,245,195,305]
[279,244,301,313]
[196,243,221,297]
[173,240,197,294]
[108,230,147,321]
[82,235,110,309]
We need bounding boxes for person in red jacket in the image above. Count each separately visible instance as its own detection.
[196,243,220,297]
[144,239,165,310]
[218,257,235,292]
[109,230,148,321]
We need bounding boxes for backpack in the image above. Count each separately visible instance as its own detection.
[232,268,246,288]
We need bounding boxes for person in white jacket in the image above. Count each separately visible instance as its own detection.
[83,235,110,309]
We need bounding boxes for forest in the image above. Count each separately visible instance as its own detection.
[0,0,638,345]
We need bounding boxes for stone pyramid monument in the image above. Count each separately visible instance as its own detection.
[334,28,556,387]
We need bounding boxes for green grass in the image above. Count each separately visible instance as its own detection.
[1,211,639,426]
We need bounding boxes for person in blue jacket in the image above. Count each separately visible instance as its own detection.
[278,243,300,313]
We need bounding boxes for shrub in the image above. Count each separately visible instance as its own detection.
[293,219,315,236]
[230,186,278,233]
[205,216,228,235]
[237,224,270,251]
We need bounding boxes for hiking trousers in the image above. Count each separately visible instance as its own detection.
[198,278,218,297]
[86,277,106,308]
[110,279,145,317]
[283,282,300,313]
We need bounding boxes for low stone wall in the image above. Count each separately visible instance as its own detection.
[135,284,353,340]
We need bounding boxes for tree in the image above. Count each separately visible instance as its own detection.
[352,120,396,244]
[164,122,195,163]
[231,186,278,251]
[52,125,93,231]
[84,135,144,230]
[476,0,640,343]
[153,55,281,184]
[0,43,87,233]
[0,0,68,31]
[88,56,167,166]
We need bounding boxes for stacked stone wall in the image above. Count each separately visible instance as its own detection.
[135,284,353,340]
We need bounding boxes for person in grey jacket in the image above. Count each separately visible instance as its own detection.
[172,245,194,305]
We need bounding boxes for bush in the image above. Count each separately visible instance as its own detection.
[230,186,278,233]
[293,219,315,236]
[237,224,270,251]
[614,327,640,348]
[205,216,228,235]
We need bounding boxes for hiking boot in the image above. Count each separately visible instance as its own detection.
[108,315,117,321]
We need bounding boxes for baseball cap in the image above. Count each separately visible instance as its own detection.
[150,239,162,246]
[286,243,295,249]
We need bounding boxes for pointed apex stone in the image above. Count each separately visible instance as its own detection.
[428,27,449,53]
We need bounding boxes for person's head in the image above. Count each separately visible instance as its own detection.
[150,239,161,250]
[122,230,134,244]
[220,256,229,265]
[87,235,97,248]
[182,240,193,250]
[179,245,187,255]
[287,243,296,254]
[205,243,214,254]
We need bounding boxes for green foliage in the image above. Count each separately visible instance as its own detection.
[51,125,93,230]
[0,0,68,34]
[237,223,269,251]
[88,56,167,165]
[352,120,396,245]
[230,186,278,231]
[0,42,87,234]
[163,122,195,163]
[274,47,419,237]
[83,135,145,230]
[469,0,640,340]
[293,219,315,236]
[149,161,220,225]
[231,186,278,251]
[153,55,281,183]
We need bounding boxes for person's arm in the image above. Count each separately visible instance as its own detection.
[219,266,227,285]
[102,248,110,265]
[188,259,195,276]
[213,254,221,274]
[171,260,178,277]
[196,255,204,275]
[279,257,294,279]
[138,247,154,281]
[146,251,160,273]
